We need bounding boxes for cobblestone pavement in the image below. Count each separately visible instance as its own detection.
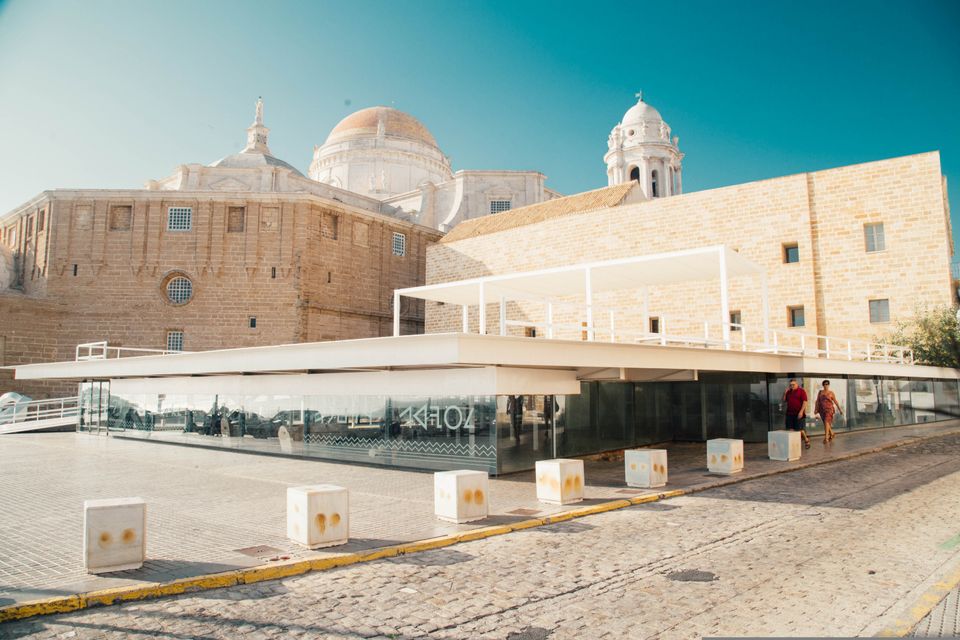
[0,423,957,605]
[913,574,960,637]
[2,432,959,639]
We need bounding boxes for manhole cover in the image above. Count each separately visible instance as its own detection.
[234,545,284,558]
[666,569,718,582]
[508,508,542,516]
[506,627,552,640]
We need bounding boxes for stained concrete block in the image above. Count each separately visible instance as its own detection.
[83,497,146,573]
[434,470,489,523]
[707,438,744,475]
[536,459,584,505]
[768,429,801,461]
[625,449,668,488]
[287,485,349,549]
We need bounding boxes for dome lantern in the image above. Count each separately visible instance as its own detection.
[604,93,684,198]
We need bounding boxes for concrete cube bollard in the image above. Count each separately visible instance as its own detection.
[83,497,146,573]
[625,449,668,488]
[287,485,349,549]
[535,459,584,505]
[768,429,801,461]
[707,438,744,475]
[434,470,489,523]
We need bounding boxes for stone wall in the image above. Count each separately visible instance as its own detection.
[0,191,442,397]
[426,152,954,348]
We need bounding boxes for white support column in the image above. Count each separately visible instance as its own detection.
[761,274,770,346]
[719,248,730,349]
[499,296,506,336]
[393,292,401,337]
[547,301,554,339]
[584,267,594,341]
[462,305,469,333]
[478,282,486,335]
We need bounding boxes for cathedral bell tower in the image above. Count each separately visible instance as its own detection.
[604,93,683,198]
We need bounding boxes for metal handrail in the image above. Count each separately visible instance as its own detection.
[0,396,79,427]
[499,309,914,365]
[75,341,187,361]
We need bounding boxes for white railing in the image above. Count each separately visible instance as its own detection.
[75,341,187,361]
[498,303,914,365]
[0,396,79,429]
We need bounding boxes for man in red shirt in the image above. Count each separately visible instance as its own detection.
[782,378,811,449]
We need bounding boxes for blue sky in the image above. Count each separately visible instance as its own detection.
[0,0,958,247]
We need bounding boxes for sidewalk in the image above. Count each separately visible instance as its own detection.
[1,421,958,609]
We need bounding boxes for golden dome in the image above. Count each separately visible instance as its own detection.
[326,106,439,148]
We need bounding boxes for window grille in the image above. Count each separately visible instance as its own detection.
[167,207,192,231]
[392,232,406,257]
[166,276,193,304]
[166,331,184,352]
[489,200,512,214]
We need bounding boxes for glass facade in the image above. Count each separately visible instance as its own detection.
[106,390,498,473]
[95,373,960,475]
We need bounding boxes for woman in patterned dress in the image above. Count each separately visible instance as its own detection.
[815,379,843,443]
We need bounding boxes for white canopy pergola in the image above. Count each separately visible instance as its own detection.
[395,245,769,346]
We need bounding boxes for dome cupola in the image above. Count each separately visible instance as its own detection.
[604,93,683,198]
[310,106,453,199]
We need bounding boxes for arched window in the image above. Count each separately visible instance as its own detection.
[629,166,640,183]
[651,170,659,197]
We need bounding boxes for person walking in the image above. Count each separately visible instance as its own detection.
[782,378,811,449]
[815,379,843,443]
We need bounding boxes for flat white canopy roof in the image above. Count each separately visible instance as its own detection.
[396,245,763,305]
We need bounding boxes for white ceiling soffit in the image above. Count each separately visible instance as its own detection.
[400,246,762,305]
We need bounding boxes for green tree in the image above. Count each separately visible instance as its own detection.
[887,305,960,368]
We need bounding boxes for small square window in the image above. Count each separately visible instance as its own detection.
[865,223,885,252]
[788,305,805,328]
[248,316,257,329]
[167,207,192,231]
[783,243,799,264]
[649,316,660,333]
[166,330,184,352]
[392,232,406,257]
[109,205,132,231]
[490,200,512,214]
[730,310,742,330]
[869,299,890,323]
[227,206,245,232]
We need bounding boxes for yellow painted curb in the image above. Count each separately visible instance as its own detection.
[876,560,960,637]
[2,425,957,625]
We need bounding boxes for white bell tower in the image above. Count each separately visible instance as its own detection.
[604,92,684,198]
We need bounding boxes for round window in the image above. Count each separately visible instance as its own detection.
[166,276,193,305]
[628,129,636,137]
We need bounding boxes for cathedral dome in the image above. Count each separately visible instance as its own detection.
[311,105,452,199]
[326,107,439,148]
